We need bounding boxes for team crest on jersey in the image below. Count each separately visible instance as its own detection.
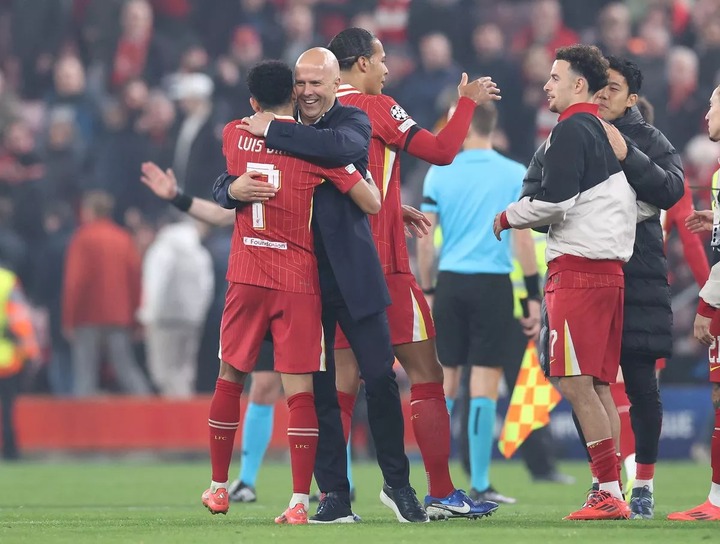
[390,104,409,121]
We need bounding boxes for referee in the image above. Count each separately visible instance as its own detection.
[417,102,539,504]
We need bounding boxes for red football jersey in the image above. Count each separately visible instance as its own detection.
[337,84,417,274]
[222,117,363,294]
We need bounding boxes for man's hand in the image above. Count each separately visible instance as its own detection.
[493,212,507,240]
[240,111,276,137]
[401,205,431,238]
[229,171,278,202]
[141,161,178,200]
[686,209,714,233]
[520,298,541,341]
[694,313,714,346]
[601,121,628,161]
[458,73,501,104]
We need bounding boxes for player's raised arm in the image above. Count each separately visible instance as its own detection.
[141,162,235,227]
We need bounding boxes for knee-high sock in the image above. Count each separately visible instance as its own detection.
[209,378,243,483]
[468,396,496,493]
[238,402,273,486]
[589,437,622,499]
[287,392,319,495]
[611,382,635,462]
[411,382,454,498]
[709,408,720,507]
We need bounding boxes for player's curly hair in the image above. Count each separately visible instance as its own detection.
[555,45,609,94]
[328,27,376,71]
[246,60,293,110]
[606,55,643,95]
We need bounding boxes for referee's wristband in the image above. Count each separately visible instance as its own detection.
[170,189,193,212]
[524,273,541,300]
[422,287,436,295]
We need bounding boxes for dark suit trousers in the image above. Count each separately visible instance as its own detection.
[314,290,410,492]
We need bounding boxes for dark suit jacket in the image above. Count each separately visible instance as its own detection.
[214,100,390,321]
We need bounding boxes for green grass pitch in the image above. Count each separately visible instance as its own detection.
[0,460,717,543]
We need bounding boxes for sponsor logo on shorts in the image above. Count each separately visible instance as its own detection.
[243,237,287,250]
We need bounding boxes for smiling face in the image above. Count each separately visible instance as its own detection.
[294,60,340,124]
[543,60,579,114]
[706,87,720,142]
[594,68,637,121]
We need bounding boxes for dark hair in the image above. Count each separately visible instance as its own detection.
[328,27,376,70]
[470,102,498,136]
[555,44,609,94]
[606,55,643,94]
[635,96,654,124]
[246,60,294,110]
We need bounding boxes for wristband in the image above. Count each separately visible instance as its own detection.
[170,189,193,212]
[524,273,541,300]
[422,287,436,295]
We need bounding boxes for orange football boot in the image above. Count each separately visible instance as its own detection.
[202,487,229,515]
[564,490,631,520]
[667,500,720,521]
[275,503,309,525]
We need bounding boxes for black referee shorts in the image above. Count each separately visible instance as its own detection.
[433,271,522,368]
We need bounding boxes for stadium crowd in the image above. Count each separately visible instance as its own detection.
[0,0,717,399]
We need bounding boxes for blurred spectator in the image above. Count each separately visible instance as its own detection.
[466,22,523,157]
[62,191,151,397]
[109,0,166,90]
[280,4,322,67]
[374,0,412,45]
[10,0,71,99]
[407,0,471,59]
[0,119,46,243]
[395,32,461,131]
[46,55,99,154]
[32,202,76,396]
[595,2,633,57]
[237,0,285,58]
[695,16,720,91]
[662,46,707,155]
[43,107,86,208]
[168,72,224,200]
[136,90,177,168]
[212,26,261,120]
[511,0,580,58]
[138,212,213,398]
[629,15,671,121]
[92,78,155,222]
[0,259,40,459]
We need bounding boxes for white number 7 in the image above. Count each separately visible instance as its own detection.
[248,162,281,230]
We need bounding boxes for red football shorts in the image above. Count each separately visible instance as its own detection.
[334,273,435,349]
[219,282,324,374]
[708,310,720,383]
[545,256,624,383]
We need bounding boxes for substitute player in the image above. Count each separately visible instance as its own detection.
[198,59,380,525]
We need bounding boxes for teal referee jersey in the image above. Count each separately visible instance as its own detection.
[421,149,525,274]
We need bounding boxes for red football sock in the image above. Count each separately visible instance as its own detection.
[410,382,454,498]
[287,392,319,494]
[611,382,635,461]
[636,463,655,481]
[208,378,243,483]
[588,438,617,485]
[712,408,720,485]
[336,391,356,444]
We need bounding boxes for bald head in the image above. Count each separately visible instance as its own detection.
[294,47,342,124]
[296,47,340,79]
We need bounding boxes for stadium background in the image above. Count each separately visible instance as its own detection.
[0,0,719,460]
